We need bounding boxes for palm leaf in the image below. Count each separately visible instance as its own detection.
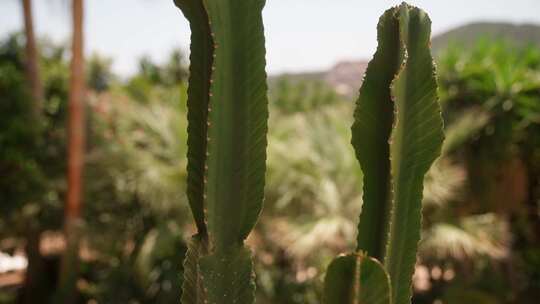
[420,214,510,261]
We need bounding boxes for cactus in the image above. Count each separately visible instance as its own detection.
[174,0,268,303]
[324,3,444,304]
[324,253,391,304]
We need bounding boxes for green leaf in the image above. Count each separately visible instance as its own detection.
[203,0,269,251]
[199,246,255,304]
[174,0,214,235]
[181,235,209,304]
[351,7,402,260]
[386,4,444,304]
[324,253,391,304]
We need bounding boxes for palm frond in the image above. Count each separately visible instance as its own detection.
[420,213,510,261]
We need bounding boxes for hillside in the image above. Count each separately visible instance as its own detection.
[271,62,368,99]
[275,22,540,97]
[432,22,540,53]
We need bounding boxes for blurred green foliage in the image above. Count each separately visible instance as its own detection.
[0,34,539,304]
[0,33,67,237]
[269,77,343,114]
[0,33,190,303]
[427,40,540,304]
[0,34,42,217]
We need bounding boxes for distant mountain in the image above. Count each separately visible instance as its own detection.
[431,22,540,53]
[271,61,368,99]
[323,61,368,97]
[274,22,540,97]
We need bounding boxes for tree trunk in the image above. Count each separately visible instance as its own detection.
[57,0,85,302]
[21,0,44,117]
[18,227,48,304]
[19,1,47,302]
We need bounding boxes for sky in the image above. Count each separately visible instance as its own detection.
[1,0,539,76]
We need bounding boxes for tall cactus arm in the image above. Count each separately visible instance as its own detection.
[385,4,444,304]
[327,3,443,304]
[174,2,214,302]
[203,0,269,252]
[174,0,214,235]
[351,7,402,261]
[324,253,391,304]
[176,0,269,303]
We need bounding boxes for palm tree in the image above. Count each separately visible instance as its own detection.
[21,0,44,117]
[18,1,47,303]
[57,0,85,302]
